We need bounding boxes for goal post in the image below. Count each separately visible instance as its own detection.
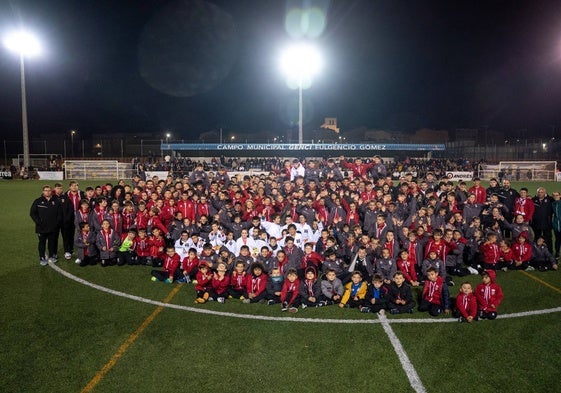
[64,160,134,180]
[478,161,557,181]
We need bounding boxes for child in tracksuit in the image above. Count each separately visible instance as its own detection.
[511,232,533,271]
[243,262,268,303]
[151,246,180,283]
[531,237,559,271]
[266,267,284,305]
[475,270,503,320]
[194,261,213,303]
[455,282,478,323]
[418,267,450,317]
[299,267,322,308]
[375,248,397,284]
[387,271,415,314]
[209,262,230,303]
[281,268,301,313]
[320,268,344,305]
[360,274,389,314]
[74,222,98,266]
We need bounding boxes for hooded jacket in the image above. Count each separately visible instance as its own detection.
[475,270,503,312]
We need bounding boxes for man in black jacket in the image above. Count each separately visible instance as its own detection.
[30,185,62,266]
[531,187,553,252]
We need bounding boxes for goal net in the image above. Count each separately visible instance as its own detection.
[64,160,134,180]
[478,161,557,181]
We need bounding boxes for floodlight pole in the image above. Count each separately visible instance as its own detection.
[298,77,303,144]
[19,54,30,169]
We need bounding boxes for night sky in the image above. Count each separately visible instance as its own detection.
[2,0,561,140]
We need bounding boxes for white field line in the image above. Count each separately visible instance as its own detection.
[48,262,561,324]
[379,314,427,393]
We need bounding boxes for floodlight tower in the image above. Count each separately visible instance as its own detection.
[3,30,42,169]
[280,43,322,144]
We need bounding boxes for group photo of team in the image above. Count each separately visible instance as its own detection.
[29,155,560,322]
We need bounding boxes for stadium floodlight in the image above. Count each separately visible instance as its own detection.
[3,30,42,169]
[280,43,322,144]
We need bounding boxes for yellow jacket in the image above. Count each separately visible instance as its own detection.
[341,281,367,305]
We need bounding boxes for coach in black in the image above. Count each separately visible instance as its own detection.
[30,185,63,266]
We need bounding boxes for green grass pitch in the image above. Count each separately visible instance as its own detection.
[1,179,561,393]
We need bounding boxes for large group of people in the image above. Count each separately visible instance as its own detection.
[30,155,560,320]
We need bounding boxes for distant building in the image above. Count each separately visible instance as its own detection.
[320,117,340,133]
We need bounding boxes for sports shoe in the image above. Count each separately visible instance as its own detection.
[267,299,276,305]
[64,252,72,260]
[48,257,57,264]
[447,280,455,287]
[40,258,48,267]
[360,306,371,313]
[288,307,298,313]
[239,295,245,300]
[228,295,233,299]
[207,297,214,301]
[301,304,307,309]
[203,292,210,301]
[467,266,479,275]
[217,297,225,303]
[191,279,198,285]
[501,267,508,272]
[317,300,327,307]
[525,266,535,272]
[281,302,288,311]
[151,276,158,282]
[378,309,385,316]
[195,297,206,303]
[242,299,251,304]
[74,258,81,265]
[390,308,400,315]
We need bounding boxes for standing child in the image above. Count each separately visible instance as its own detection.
[228,261,248,300]
[117,229,137,266]
[360,274,389,315]
[280,268,301,312]
[151,245,180,283]
[455,282,478,323]
[95,219,120,267]
[74,222,98,266]
[479,233,502,271]
[194,261,213,303]
[339,271,367,309]
[149,227,166,267]
[396,249,419,287]
[135,228,151,266]
[475,270,503,320]
[375,247,398,284]
[418,267,450,317]
[209,262,230,303]
[243,262,268,303]
[299,267,322,308]
[387,271,415,314]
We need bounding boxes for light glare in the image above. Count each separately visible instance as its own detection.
[3,31,41,57]
[280,44,322,80]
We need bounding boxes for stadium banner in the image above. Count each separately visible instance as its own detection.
[161,143,446,152]
[145,171,169,180]
[445,171,474,181]
[37,171,64,180]
[0,170,13,179]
